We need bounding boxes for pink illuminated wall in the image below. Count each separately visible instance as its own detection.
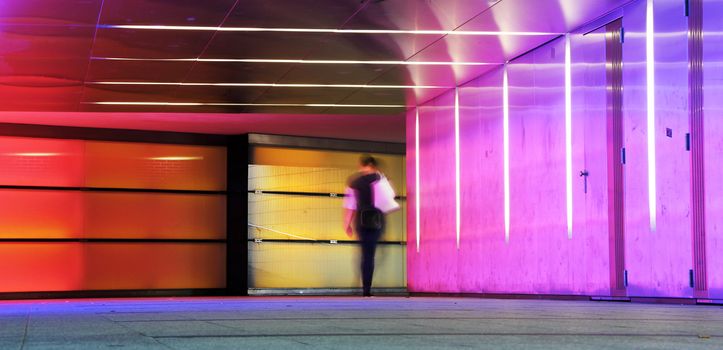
[409,90,458,292]
[409,0,722,299]
[507,39,573,294]
[456,68,506,293]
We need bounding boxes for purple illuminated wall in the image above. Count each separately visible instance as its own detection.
[703,0,723,299]
[621,0,692,298]
[408,0,723,299]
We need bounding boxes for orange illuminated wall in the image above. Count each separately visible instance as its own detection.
[85,141,227,191]
[0,243,225,293]
[0,136,227,294]
[83,193,226,240]
[0,190,84,239]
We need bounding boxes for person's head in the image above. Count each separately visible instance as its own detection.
[358,154,378,173]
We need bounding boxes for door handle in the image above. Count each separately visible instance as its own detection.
[579,170,589,193]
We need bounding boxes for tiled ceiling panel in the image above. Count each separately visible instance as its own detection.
[172,86,268,103]
[317,107,403,116]
[0,57,88,85]
[277,64,391,85]
[343,0,452,31]
[306,33,439,61]
[341,88,415,106]
[202,32,324,59]
[0,25,95,59]
[85,60,194,82]
[222,0,362,28]
[0,0,102,25]
[184,62,293,83]
[428,0,503,29]
[0,85,83,111]
[253,87,358,104]
[91,29,213,58]
[80,103,240,114]
[81,85,176,103]
[242,106,329,114]
[100,0,237,26]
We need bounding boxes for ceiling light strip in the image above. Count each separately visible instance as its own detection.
[565,34,573,240]
[91,57,496,66]
[86,81,449,89]
[503,64,511,244]
[454,87,461,250]
[99,24,560,36]
[415,108,421,253]
[646,0,657,232]
[85,101,405,108]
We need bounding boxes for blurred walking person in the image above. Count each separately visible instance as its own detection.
[343,155,399,297]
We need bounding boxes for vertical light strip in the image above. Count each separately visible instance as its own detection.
[415,108,421,253]
[646,0,657,232]
[503,65,511,243]
[454,87,461,249]
[565,34,574,239]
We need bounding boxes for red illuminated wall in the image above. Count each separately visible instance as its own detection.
[0,136,227,293]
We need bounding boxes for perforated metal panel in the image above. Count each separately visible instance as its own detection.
[247,148,406,290]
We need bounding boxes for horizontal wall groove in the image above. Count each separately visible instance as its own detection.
[0,289,228,301]
[0,123,229,146]
[0,239,227,243]
[248,190,406,200]
[0,185,227,195]
[248,239,406,246]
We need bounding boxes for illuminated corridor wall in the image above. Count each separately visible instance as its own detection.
[0,137,227,293]
[408,0,723,299]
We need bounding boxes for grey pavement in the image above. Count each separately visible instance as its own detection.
[0,296,721,349]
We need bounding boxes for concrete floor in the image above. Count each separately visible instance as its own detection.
[1,297,722,349]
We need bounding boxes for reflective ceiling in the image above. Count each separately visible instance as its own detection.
[0,0,631,118]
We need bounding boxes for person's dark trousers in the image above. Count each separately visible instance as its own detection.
[358,227,382,296]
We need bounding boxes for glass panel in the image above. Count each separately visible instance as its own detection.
[84,141,227,191]
[251,147,406,195]
[0,190,84,239]
[0,243,226,293]
[249,165,350,194]
[247,148,407,291]
[0,136,84,187]
[248,242,405,289]
[0,243,84,293]
[81,243,226,290]
[0,190,225,240]
[84,192,226,239]
[248,192,406,242]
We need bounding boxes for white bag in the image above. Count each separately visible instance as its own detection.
[373,174,400,214]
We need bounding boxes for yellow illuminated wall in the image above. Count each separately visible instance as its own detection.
[249,242,405,289]
[248,192,406,242]
[251,147,406,195]
[0,136,228,293]
[248,147,406,290]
